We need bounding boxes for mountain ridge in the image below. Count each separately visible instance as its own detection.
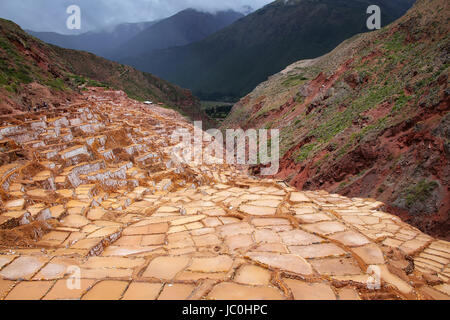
[27,20,159,59]
[121,0,415,101]
[28,8,244,62]
[0,18,215,127]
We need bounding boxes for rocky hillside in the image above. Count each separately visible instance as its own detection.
[0,18,213,127]
[124,0,415,101]
[0,89,448,300]
[29,9,243,62]
[223,0,449,239]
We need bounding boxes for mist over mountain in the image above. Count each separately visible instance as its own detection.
[28,21,158,60]
[223,0,449,237]
[29,9,244,61]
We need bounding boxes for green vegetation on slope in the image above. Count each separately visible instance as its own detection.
[123,0,415,101]
[0,18,207,123]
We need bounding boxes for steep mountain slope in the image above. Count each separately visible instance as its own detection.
[113,9,244,59]
[0,18,213,126]
[223,0,449,238]
[28,21,158,60]
[29,9,243,62]
[122,0,415,101]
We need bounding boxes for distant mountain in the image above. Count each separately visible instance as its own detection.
[121,0,415,101]
[28,21,158,59]
[223,0,449,238]
[28,8,244,62]
[0,18,214,126]
[113,9,244,59]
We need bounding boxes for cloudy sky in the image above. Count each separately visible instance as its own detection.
[0,0,273,34]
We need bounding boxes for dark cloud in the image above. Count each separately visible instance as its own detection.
[0,0,272,34]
